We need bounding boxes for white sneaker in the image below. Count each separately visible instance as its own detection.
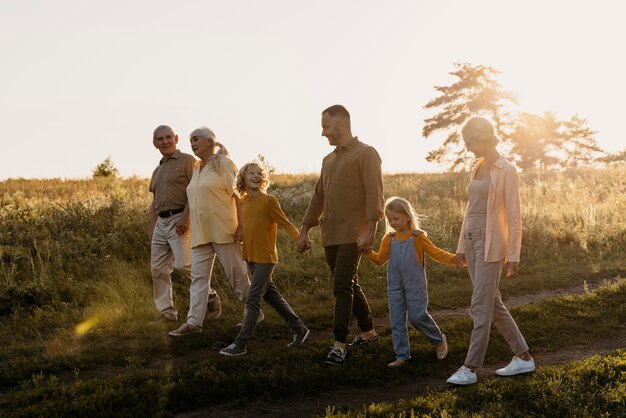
[447,365,477,385]
[496,356,536,376]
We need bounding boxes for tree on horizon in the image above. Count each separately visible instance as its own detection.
[422,62,518,171]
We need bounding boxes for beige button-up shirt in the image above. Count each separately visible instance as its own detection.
[302,137,384,246]
[456,156,523,263]
[149,150,196,213]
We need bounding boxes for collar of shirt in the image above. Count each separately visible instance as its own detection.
[160,149,182,165]
[334,136,359,153]
[472,155,506,176]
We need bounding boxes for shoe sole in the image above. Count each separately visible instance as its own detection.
[219,351,246,357]
[446,379,477,385]
[168,331,202,337]
[388,360,408,368]
[168,328,202,337]
[496,367,535,376]
[325,359,344,365]
[349,335,379,346]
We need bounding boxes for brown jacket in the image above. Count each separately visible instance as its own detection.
[303,137,384,246]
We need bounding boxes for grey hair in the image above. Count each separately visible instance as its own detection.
[189,126,230,171]
[153,125,175,140]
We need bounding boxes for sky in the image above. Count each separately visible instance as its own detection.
[1,1,624,180]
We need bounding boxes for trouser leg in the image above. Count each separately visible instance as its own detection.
[213,242,250,305]
[186,243,216,327]
[325,243,373,344]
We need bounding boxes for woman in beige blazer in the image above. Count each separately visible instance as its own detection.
[447,117,535,386]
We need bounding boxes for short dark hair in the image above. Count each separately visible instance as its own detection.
[322,104,350,120]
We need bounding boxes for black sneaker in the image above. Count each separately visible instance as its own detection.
[219,343,247,357]
[325,347,346,365]
[348,334,379,347]
[206,293,222,320]
[288,326,310,347]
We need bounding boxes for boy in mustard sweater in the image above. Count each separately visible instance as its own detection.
[219,162,309,356]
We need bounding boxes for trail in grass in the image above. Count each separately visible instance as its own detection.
[176,275,625,418]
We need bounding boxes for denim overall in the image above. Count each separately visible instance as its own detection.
[387,230,444,360]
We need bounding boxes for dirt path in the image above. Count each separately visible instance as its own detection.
[11,276,619,416]
[178,330,626,418]
[176,276,625,418]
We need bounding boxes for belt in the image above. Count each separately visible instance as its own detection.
[158,208,185,218]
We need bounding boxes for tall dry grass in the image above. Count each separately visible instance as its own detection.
[0,167,625,387]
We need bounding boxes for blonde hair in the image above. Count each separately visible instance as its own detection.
[384,196,422,234]
[189,126,230,171]
[461,116,498,146]
[235,162,270,197]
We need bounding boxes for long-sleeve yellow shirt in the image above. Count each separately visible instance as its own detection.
[367,230,456,267]
[241,193,299,263]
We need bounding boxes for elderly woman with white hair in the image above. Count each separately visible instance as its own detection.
[446,116,535,385]
[169,127,256,336]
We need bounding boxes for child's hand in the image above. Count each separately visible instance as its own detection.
[505,262,518,278]
[453,253,466,268]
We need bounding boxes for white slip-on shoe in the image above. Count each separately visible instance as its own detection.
[496,356,536,376]
[447,365,477,385]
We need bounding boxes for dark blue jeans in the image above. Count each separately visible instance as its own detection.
[324,243,374,343]
[235,262,304,347]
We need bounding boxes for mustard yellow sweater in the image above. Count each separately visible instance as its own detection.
[241,193,299,263]
[367,230,455,267]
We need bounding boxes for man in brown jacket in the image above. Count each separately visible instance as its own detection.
[297,105,384,365]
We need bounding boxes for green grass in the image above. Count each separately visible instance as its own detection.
[1,280,625,417]
[0,167,625,415]
[323,349,626,417]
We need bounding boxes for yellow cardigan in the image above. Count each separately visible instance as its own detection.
[456,156,522,263]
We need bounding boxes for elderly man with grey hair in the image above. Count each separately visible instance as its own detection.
[149,125,196,323]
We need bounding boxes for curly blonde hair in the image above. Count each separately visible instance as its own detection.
[235,162,270,197]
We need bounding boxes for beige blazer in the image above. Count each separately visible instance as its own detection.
[456,156,522,263]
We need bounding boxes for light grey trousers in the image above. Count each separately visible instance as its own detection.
[186,242,250,327]
[463,227,529,368]
[150,213,192,318]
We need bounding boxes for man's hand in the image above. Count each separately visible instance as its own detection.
[356,232,374,254]
[296,228,311,254]
[356,221,376,254]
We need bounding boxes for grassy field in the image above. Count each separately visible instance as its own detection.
[1,167,625,416]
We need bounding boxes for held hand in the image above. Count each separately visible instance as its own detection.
[453,253,466,268]
[296,230,311,254]
[233,224,243,242]
[356,232,374,254]
[505,261,519,278]
[175,223,188,235]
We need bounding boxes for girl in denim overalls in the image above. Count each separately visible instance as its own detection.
[365,197,457,367]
